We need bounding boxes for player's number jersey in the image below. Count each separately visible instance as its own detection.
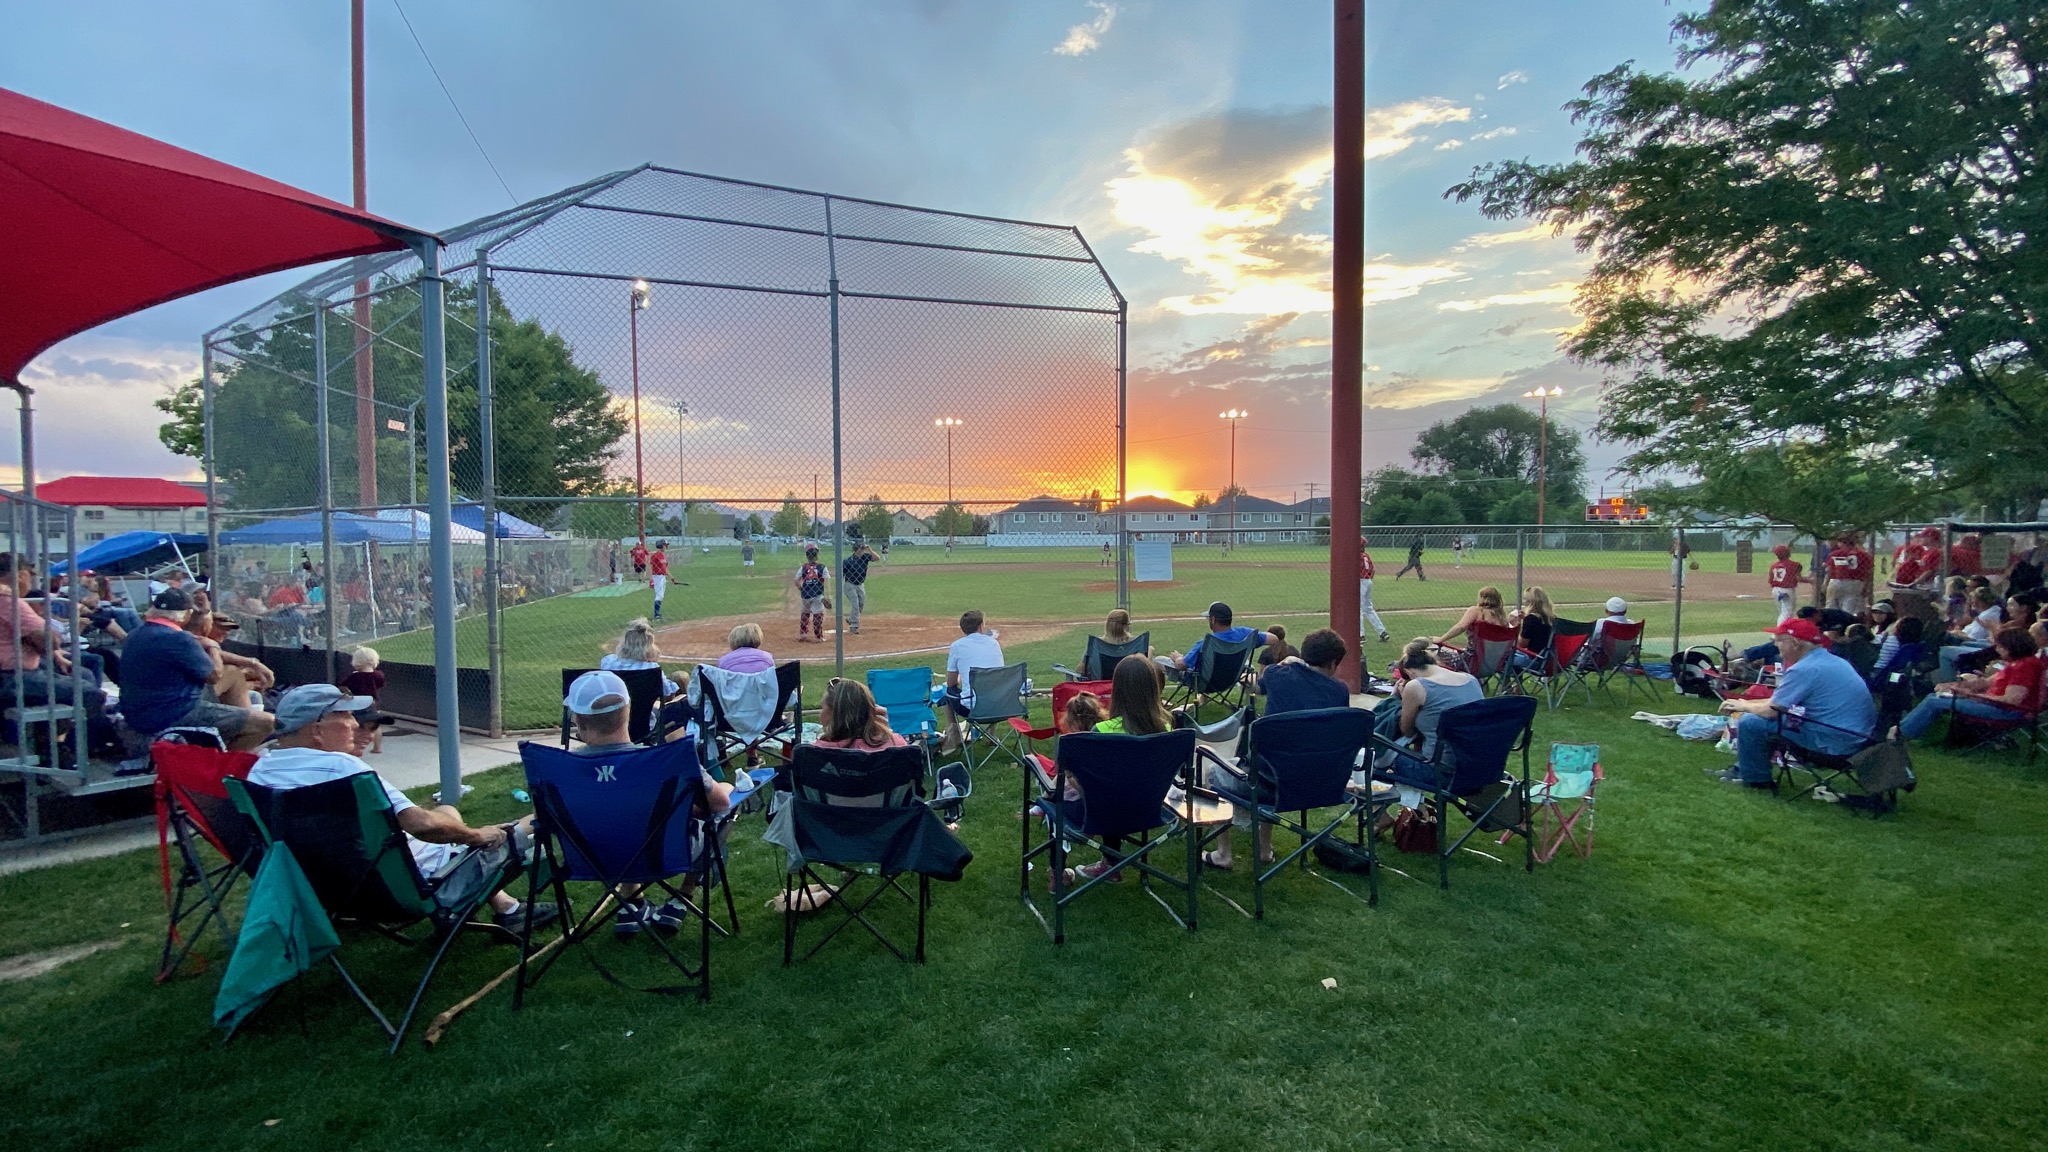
[1768,560,1801,589]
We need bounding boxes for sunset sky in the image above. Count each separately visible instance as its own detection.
[4,0,1684,508]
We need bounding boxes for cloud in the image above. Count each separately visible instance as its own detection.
[1434,139,1464,151]
[1497,70,1530,89]
[1436,280,1580,312]
[10,338,202,484]
[1109,101,1470,315]
[1455,222,1560,250]
[1368,372,1511,410]
[1471,126,1518,141]
[1053,1,1117,56]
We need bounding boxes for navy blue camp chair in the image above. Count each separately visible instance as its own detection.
[1054,632,1151,681]
[515,737,713,1004]
[1167,634,1257,713]
[1197,707,1387,917]
[1020,728,1200,944]
[1370,694,1537,889]
[692,661,803,773]
[772,745,971,965]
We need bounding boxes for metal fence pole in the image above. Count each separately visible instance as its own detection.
[477,249,504,737]
[1515,528,1525,609]
[825,197,845,677]
[16,389,34,579]
[1673,525,1686,657]
[201,343,219,573]
[414,240,463,803]
[1115,299,1129,610]
[313,305,338,682]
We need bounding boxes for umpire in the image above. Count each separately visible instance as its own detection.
[841,541,877,635]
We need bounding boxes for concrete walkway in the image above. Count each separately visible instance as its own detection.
[0,723,538,878]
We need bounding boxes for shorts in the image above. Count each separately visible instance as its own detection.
[743,559,754,567]
[171,697,252,740]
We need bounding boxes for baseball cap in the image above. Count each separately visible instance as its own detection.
[1870,599,1896,615]
[805,544,819,554]
[151,587,194,612]
[274,684,373,737]
[357,707,394,729]
[1772,544,1791,558]
[563,669,631,716]
[1605,596,1628,614]
[1766,617,1824,643]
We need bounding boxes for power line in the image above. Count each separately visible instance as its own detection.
[390,0,518,206]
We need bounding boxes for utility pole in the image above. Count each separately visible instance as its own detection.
[670,399,690,545]
[1330,0,1365,690]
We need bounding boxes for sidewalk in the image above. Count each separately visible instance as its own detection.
[0,723,536,877]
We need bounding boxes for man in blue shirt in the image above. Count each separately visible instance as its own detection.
[1160,602,1270,687]
[1716,617,1877,788]
[120,588,275,751]
[1260,628,1352,714]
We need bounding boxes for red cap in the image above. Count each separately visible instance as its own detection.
[1772,544,1790,559]
[1766,618,1824,643]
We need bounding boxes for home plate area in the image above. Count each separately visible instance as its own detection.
[649,613,1071,662]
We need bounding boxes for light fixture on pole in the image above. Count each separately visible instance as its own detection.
[669,399,690,544]
[1521,386,1563,527]
[629,278,652,548]
[1219,408,1248,551]
[934,417,962,543]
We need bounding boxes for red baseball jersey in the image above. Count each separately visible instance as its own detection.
[1767,559,1801,589]
[1827,547,1872,582]
[629,544,649,565]
[1359,546,1375,580]
[649,550,669,576]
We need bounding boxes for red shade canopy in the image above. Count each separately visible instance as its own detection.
[0,86,433,383]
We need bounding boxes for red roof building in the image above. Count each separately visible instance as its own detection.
[36,476,208,509]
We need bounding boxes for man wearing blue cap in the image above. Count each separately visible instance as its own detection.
[564,670,732,937]
[247,684,557,933]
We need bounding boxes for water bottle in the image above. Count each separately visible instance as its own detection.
[511,788,531,804]
[1022,677,1034,698]
[937,778,959,801]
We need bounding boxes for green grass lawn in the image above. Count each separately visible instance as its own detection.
[2,693,2044,1151]
[372,544,1790,730]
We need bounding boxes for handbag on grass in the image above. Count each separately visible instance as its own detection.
[1392,805,1437,854]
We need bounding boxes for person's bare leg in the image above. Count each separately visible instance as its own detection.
[227,711,275,752]
[1205,827,1233,868]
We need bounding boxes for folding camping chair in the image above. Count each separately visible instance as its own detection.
[1166,634,1257,714]
[1587,620,1656,704]
[1196,708,1387,917]
[1535,619,1596,710]
[515,737,715,1004]
[151,737,260,982]
[1529,743,1601,863]
[867,667,943,750]
[1371,695,1537,889]
[770,745,972,965]
[957,661,1032,787]
[1769,712,1913,814]
[1008,678,1113,798]
[224,772,524,1053]
[1021,728,1202,944]
[1461,620,1522,695]
[1053,632,1151,681]
[691,660,802,774]
[558,666,673,748]
[1944,674,2048,762]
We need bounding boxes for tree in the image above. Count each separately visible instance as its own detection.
[158,281,628,522]
[745,512,765,537]
[932,502,974,537]
[855,495,893,543]
[1190,492,1214,510]
[769,494,809,538]
[1411,405,1586,508]
[1639,442,1927,540]
[569,485,636,541]
[1448,1,2045,521]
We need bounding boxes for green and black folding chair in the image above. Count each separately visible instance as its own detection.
[1166,634,1257,714]
[1054,632,1151,681]
[225,772,523,1053]
[1769,711,1912,814]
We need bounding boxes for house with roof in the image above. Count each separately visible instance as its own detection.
[890,508,932,537]
[1097,495,1206,542]
[23,475,209,551]
[989,495,1098,535]
[1203,493,1309,543]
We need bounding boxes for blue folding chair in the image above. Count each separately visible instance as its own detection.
[865,666,959,819]
[514,737,714,1004]
[1198,708,1388,917]
[1371,695,1537,889]
[1020,728,1201,944]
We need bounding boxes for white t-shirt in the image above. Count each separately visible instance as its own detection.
[249,746,460,876]
[1965,606,2003,643]
[599,653,679,697]
[945,631,1005,707]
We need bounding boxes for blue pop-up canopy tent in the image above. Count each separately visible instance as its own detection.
[219,512,423,546]
[452,504,548,539]
[49,530,207,576]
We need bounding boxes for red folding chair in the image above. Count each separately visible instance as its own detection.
[1011,679,1113,792]
[1947,663,2048,762]
[151,738,260,982]
[1538,619,1596,710]
[1464,620,1522,695]
[1588,620,1656,704]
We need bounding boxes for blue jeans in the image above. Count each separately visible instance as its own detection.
[1734,711,1847,784]
[1899,693,2021,740]
[0,668,106,715]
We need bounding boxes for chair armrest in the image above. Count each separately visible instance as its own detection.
[1007,717,1055,740]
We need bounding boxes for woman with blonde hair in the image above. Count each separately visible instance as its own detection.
[601,617,679,696]
[1510,586,1557,669]
[717,622,775,674]
[1432,586,1509,651]
[815,678,907,750]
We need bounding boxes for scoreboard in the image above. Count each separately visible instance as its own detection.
[1585,496,1650,521]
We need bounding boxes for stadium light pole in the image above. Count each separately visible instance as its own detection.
[934,417,962,543]
[1522,386,1563,527]
[630,279,652,549]
[670,399,690,544]
[1220,408,1247,552]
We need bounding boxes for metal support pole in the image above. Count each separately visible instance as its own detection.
[202,345,219,569]
[16,389,35,583]
[1115,300,1129,610]
[1515,529,1525,610]
[630,288,647,550]
[414,240,463,804]
[477,250,504,737]
[825,197,846,676]
[314,308,338,682]
[1673,526,1687,657]
[1329,0,1366,690]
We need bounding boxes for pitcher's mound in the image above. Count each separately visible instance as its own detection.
[647,613,1071,662]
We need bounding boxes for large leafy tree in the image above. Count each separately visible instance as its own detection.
[855,495,893,542]
[769,493,809,538]
[1448,0,2045,522]
[1411,404,1586,508]
[159,281,627,524]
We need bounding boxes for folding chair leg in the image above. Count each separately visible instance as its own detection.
[389,916,469,1055]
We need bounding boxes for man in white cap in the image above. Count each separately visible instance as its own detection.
[246,684,556,933]
[562,670,732,938]
[1590,596,1633,646]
